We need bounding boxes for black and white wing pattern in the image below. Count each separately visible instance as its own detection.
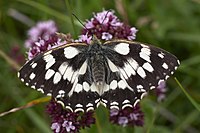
[101,40,180,110]
[18,39,180,112]
[18,43,100,112]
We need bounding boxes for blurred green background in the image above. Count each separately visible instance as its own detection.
[0,0,200,133]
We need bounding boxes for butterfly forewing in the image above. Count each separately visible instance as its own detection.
[18,39,180,112]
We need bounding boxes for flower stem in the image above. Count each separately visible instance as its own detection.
[174,77,200,112]
[0,49,20,70]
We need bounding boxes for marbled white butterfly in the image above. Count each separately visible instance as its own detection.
[18,35,180,112]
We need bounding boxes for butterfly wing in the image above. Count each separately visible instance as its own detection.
[18,43,99,112]
[101,40,180,110]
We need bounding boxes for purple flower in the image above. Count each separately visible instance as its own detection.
[24,20,69,60]
[46,99,95,133]
[82,10,138,41]
[25,20,57,48]
[109,104,144,127]
[51,122,61,133]
[62,121,76,132]
[156,81,167,102]
[118,116,128,127]
[76,33,92,44]
[102,32,113,40]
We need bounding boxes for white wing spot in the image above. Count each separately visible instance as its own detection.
[75,104,83,108]
[127,58,138,70]
[29,72,36,80]
[123,62,136,77]
[141,92,147,99]
[158,53,164,58]
[31,63,37,68]
[137,67,146,78]
[83,82,90,92]
[53,72,62,84]
[110,80,118,90]
[86,103,93,107]
[31,85,36,89]
[21,78,24,82]
[64,46,79,59]
[162,62,168,69]
[165,75,169,80]
[58,62,68,75]
[118,80,126,89]
[71,71,78,83]
[102,99,108,104]
[63,66,73,81]
[74,84,83,93]
[58,90,65,94]
[142,62,154,72]
[87,107,94,112]
[37,88,44,93]
[141,47,151,56]
[136,85,143,89]
[65,105,73,112]
[110,101,119,106]
[114,43,130,55]
[56,90,65,98]
[122,99,130,104]
[45,58,55,70]
[107,58,118,72]
[177,60,180,65]
[79,60,87,75]
[45,69,55,80]
[110,106,119,110]
[47,93,52,96]
[150,86,155,90]
[134,99,140,107]
[43,54,54,62]
[139,52,151,62]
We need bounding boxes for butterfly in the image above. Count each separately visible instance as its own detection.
[18,36,180,112]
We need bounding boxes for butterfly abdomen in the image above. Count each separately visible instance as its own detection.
[91,55,105,85]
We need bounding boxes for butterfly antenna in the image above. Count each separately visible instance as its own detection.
[101,9,112,25]
[72,13,88,31]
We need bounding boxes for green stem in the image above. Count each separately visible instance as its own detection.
[65,0,77,37]
[174,77,200,112]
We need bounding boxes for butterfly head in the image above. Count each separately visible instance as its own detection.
[90,35,102,45]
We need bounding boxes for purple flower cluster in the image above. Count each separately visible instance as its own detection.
[81,10,137,43]
[46,99,95,133]
[24,20,66,60]
[109,104,144,127]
